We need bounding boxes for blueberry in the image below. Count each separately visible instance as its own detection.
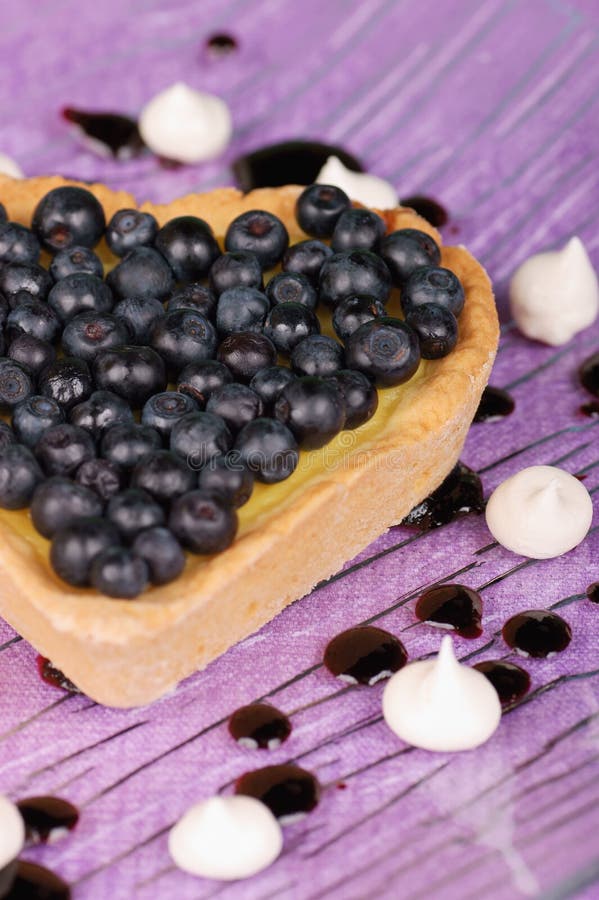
[39,357,93,410]
[167,284,217,320]
[380,229,441,285]
[235,418,298,484]
[31,477,103,538]
[107,247,174,301]
[197,453,254,508]
[35,423,95,476]
[291,334,344,377]
[225,210,289,269]
[0,422,16,452]
[49,245,103,281]
[206,383,263,433]
[169,490,238,554]
[263,302,320,355]
[48,273,113,323]
[295,184,350,238]
[93,345,166,408]
[141,391,198,439]
[62,311,129,362]
[0,262,52,300]
[265,272,317,311]
[0,444,43,508]
[50,517,121,587]
[75,458,122,501]
[274,376,345,449]
[405,302,458,359]
[32,186,105,252]
[131,449,197,504]
[0,293,8,329]
[13,395,64,447]
[170,411,232,467]
[90,546,149,598]
[250,365,297,411]
[332,294,385,343]
[401,266,465,318]
[0,358,33,410]
[6,299,60,344]
[216,286,269,336]
[329,369,378,429]
[106,209,158,257]
[346,317,421,386]
[101,423,162,470]
[113,296,165,344]
[176,360,232,404]
[155,215,220,282]
[0,222,41,264]
[217,332,277,382]
[107,488,165,542]
[8,334,55,377]
[70,389,134,437]
[282,239,332,284]
[150,309,217,377]
[132,526,185,586]
[209,250,263,297]
[319,250,391,307]
[331,208,386,253]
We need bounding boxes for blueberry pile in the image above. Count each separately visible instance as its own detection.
[0,183,464,598]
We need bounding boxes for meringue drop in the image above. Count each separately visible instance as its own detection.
[485,465,593,559]
[509,236,598,345]
[0,153,23,179]
[0,794,25,893]
[316,156,398,209]
[382,635,501,752]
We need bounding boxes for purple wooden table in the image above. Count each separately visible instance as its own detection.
[1,1,598,897]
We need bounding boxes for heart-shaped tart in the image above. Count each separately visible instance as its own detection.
[0,175,498,706]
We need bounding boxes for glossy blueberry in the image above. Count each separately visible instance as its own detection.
[0,444,43,508]
[216,286,269,336]
[217,332,277,382]
[62,311,129,362]
[49,245,103,281]
[235,418,299,484]
[75,458,122,501]
[329,369,378,429]
[206,383,264,433]
[197,454,254,508]
[31,477,103,538]
[170,411,232,467]
[0,262,52,300]
[274,376,345,449]
[225,210,289,269]
[346,317,421,386]
[401,266,465,317]
[295,184,350,238]
[6,299,60,344]
[39,357,93,410]
[70,389,134,437]
[106,247,174,301]
[48,273,113,323]
[113,296,165,344]
[107,488,165,542]
[291,334,344,377]
[50,517,121,587]
[0,222,41,265]
[380,228,441,285]
[35,423,96,477]
[250,365,297,411]
[0,422,16,452]
[169,490,238,554]
[406,302,458,359]
[13,395,64,447]
[282,239,332,284]
[167,284,217,320]
[131,449,197,504]
[263,302,320,355]
[8,334,55,377]
[106,209,158,257]
[32,186,105,252]
[132,526,185,586]
[332,294,386,342]
[141,391,198,439]
[331,208,386,253]
[209,250,263,297]
[0,358,33,410]
[90,546,149,598]
[93,345,167,408]
[265,272,317,311]
[319,250,391,307]
[155,215,220,282]
[101,423,162,470]
[176,360,232,404]
[150,309,217,377]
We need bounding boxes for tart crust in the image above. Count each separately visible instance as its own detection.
[0,176,498,707]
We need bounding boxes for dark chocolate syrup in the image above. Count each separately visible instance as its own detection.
[37,656,80,694]
[235,764,320,823]
[502,610,572,658]
[402,461,485,531]
[62,107,145,160]
[228,703,291,749]
[580,401,599,418]
[474,386,515,423]
[579,351,599,398]
[206,33,238,56]
[415,584,483,639]
[17,797,79,845]
[324,626,407,685]
[232,141,363,192]
[586,583,599,603]
[6,862,70,899]
[473,660,531,706]
[401,195,448,228]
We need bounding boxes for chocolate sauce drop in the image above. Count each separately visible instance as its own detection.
[502,610,572,658]
[580,401,599,418]
[579,351,599,398]
[402,461,485,531]
[415,584,483,638]
[232,141,363,192]
[62,107,145,160]
[17,797,79,845]
[586,582,599,603]
[474,386,515,423]
[37,656,80,694]
[228,703,291,750]
[473,660,530,705]
[235,764,320,823]
[324,626,407,685]
[206,33,238,56]
[6,862,70,899]
[401,195,448,228]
